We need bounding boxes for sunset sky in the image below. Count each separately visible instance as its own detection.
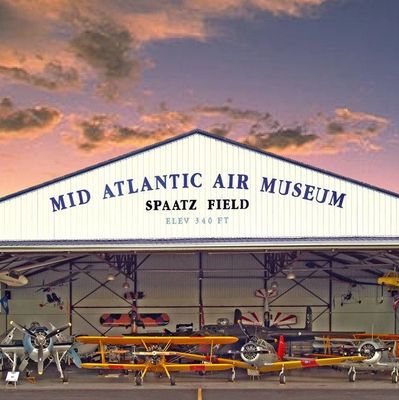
[0,0,398,197]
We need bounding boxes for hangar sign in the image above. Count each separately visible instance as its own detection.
[49,172,346,214]
[0,130,398,247]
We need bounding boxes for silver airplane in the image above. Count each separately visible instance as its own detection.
[0,321,81,382]
[313,336,399,383]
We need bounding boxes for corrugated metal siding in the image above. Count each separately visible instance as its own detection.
[0,132,398,246]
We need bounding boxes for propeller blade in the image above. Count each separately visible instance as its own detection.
[46,323,71,339]
[37,345,44,375]
[10,321,35,337]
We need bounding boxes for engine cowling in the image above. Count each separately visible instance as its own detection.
[358,340,382,364]
[240,340,277,367]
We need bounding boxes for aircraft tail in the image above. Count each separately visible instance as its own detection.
[277,335,285,360]
[233,308,242,325]
[305,306,312,331]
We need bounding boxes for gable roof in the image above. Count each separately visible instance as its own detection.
[1,129,398,203]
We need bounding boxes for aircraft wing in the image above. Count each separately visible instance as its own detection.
[324,333,399,341]
[53,343,74,351]
[256,355,365,372]
[169,352,365,372]
[0,345,26,355]
[81,362,234,373]
[81,362,147,371]
[76,335,238,346]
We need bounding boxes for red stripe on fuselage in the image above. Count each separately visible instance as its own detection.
[189,365,206,371]
[300,359,318,368]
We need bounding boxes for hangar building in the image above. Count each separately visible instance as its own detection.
[1,129,399,336]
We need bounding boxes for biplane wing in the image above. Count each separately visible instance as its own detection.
[80,362,234,372]
[76,335,238,346]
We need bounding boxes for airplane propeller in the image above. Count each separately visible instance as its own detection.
[46,324,72,339]
[10,321,72,375]
[10,321,35,337]
[38,344,44,375]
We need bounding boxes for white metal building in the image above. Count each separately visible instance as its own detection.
[1,130,398,335]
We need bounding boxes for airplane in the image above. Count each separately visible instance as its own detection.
[312,333,399,383]
[202,307,315,344]
[76,334,365,385]
[0,321,81,382]
[377,271,399,290]
[36,272,81,292]
[100,305,170,331]
[0,256,81,287]
[76,335,239,385]
[39,291,65,310]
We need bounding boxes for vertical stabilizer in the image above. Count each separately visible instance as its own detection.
[277,335,285,360]
[233,308,242,325]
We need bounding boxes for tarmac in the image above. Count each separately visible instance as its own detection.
[1,366,399,400]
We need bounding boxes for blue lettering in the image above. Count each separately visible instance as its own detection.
[77,189,91,205]
[191,172,202,188]
[260,177,276,193]
[292,182,302,197]
[303,184,315,201]
[329,191,346,208]
[103,184,115,199]
[141,177,153,191]
[213,174,225,189]
[50,195,66,212]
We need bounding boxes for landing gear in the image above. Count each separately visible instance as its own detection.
[62,373,68,383]
[228,369,236,382]
[169,376,176,386]
[279,366,286,384]
[391,367,398,384]
[135,375,143,386]
[348,366,356,382]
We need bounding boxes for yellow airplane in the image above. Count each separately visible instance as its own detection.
[377,271,399,289]
[76,335,238,385]
[76,335,365,385]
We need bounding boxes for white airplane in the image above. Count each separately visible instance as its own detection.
[0,321,81,382]
[0,255,81,287]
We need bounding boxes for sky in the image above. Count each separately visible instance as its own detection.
[0,0,398,196]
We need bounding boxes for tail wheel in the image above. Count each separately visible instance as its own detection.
[170,376,176,386]
[228,369,235,382]
[279,372,286,384]
[391,369,398,384]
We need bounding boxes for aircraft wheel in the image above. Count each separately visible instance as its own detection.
[135,376,143,386]
[348,370,356,383]
[170,376,176,386]
[228,370,236,382]
[391,373,398,384]
[198,371,206,376]
[62,374,69,383]
[279,373,286,385]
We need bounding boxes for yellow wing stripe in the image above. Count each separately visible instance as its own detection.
[76,335,238,345]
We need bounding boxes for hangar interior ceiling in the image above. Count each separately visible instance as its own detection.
[1,249,399,336]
